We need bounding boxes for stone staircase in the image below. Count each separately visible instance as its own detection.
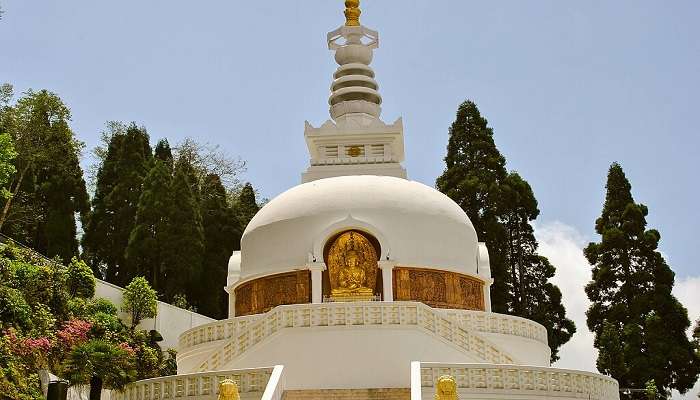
[283,388,410,400]
[195,302,516,372]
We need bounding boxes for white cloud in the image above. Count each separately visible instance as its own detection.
[533,221,700,400]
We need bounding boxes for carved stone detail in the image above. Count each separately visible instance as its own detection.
[234,271,311,316]
[393,267,484,311]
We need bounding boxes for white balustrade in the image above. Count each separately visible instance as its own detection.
[414,362,619,400]
[114,365,284,400]
[180,302,546,354]
[440,309,549,345]
[195,302,515,372]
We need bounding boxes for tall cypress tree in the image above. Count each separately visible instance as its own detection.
[125,157,173,294]
[436,100,574,361]
[161,157,205,303]
[585,163,699,396]
[198,173,241,318]
[82,124,152,283]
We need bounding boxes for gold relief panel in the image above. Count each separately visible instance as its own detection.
[234,270,311,316]
[393,267,485,311]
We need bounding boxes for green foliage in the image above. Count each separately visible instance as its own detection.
[82,123,152,283]
[0,89,89,263]
[0,241,174,397]
[62,339,137,399]
[0,131,16,199]
[122,277,158,327]
[161,158,205,303]
[0,332,43,400]
[645,380,659,400]
[0,286,32,331]
[436,100,574,361]
[125,159,173,294]
[585,163,700,395]
[66,257,96,298]
[234,182,260,236]
[198,174,241,318]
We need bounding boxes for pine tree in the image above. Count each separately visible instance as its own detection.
[436,100,574,361]
[198,174,241,318]
[82,123,152,282]
[585,163,700,396]
[161,157,205,303]
[234,182,259,241]
[125,158,173,293]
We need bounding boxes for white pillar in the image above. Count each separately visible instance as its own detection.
[378,261,395,301]
[483,279,493,312]
[308,263,326,304]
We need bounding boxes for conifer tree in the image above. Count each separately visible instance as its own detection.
[198,174,241,318]
[82,124,152,282]
[498,172,575,360]
[0,89,88,262]
[436,100,574,361]
[125,157,173,293]
[585,163,699,396]
[436,101,508,310]
[153,139,173,168]
[161,157,205,303]
[234,182,259,240]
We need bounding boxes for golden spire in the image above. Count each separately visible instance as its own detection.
[344,0,361,26]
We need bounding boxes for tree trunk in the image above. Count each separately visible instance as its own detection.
[0,163,29,231]
[89,375,103,400]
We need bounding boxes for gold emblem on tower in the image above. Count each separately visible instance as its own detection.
[327,230,377,300]
[344,0,361,27]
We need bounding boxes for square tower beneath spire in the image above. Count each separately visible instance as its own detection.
[301,117,406,183]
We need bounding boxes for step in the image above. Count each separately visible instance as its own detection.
[283,388,411,400]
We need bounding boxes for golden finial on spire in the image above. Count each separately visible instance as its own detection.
[344,0,361,27]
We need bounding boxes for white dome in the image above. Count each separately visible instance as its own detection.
[239,175,479,281]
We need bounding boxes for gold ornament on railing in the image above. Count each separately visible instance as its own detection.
[218,379,240,400]
[435,375,458,400]
[344,0,361,26]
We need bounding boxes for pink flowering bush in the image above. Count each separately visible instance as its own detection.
[56,319,92,348]
[118,342,136,356]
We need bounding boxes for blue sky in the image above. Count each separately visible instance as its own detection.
[1,0,698,282]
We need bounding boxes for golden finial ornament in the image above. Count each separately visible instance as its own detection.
[218,379,240,400]
[434,375,458,400]
[344,0,361,26]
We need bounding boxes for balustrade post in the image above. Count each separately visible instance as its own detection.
[378,260,395,301]
[307,262,326,304]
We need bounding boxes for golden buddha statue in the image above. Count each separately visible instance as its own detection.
[334,249,373,297]
[434,375,458,400]
[218,379,240,400]
[327,230,377,300]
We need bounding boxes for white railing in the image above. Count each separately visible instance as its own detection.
[195,302,515,372]
[413,362,619,400]
[179,313,262,351]
[180,302,543,353]
[440,309,549,345]
[113,365,284,400]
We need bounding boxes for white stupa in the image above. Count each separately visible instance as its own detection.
[117,2,620,400]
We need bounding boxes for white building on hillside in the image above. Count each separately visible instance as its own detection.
[117,2,620,400]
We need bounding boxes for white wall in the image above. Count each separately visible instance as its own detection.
[219,326,484,390]
[94,279,215,350]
